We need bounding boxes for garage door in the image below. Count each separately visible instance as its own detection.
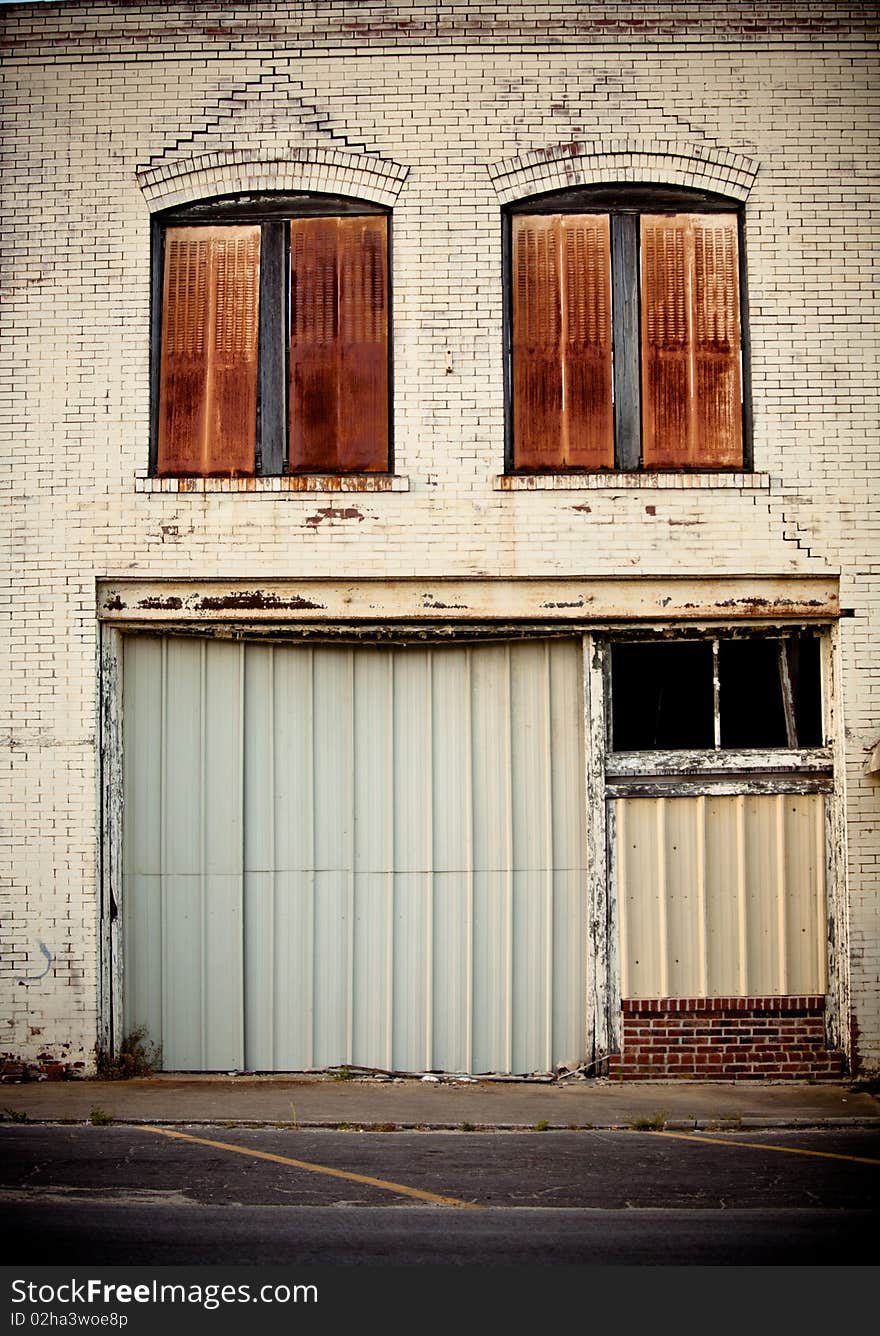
[121,636,588,1074]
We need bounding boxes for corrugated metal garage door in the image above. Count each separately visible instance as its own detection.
[121,636,587,1074]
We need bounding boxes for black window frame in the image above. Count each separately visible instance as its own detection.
[606,628,825,755]
[502,183,753,474]
[149,191,393,477]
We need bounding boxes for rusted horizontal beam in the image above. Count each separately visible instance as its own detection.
[96,576,840,624]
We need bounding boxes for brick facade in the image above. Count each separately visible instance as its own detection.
[608,998,846,1081]
[1,2,877,1078]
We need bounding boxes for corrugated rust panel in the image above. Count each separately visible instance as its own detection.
[122,637,587,1074]
[512,215,564,468]
[157,226,259,477]
[561,215,614,468]
[641,215,691,468]
[616,793,826,998]
[512,215,613,469]
[289,217,340,471]
[289,216,388,473]
[693,217,742,466]
[641,213,742,469]
[337,215,388,471]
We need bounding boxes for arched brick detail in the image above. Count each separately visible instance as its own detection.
[488,140,758,205]
[137,147,408,212]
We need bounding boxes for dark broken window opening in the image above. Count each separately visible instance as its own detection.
[504,184,750,474]
[150,193,391,478]
[610,634,823,752]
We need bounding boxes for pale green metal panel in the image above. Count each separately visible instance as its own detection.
[122,636,588,1074]
[615,793,827,998]
[469,644,515,1073]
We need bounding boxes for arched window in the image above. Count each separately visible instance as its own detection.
[150,193,390,477]
[504,184,750,473]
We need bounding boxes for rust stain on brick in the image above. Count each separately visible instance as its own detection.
[305,507,366,528]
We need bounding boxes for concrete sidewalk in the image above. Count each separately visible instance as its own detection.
[1,1073,879,1131]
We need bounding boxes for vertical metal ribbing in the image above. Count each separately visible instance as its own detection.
[616,801,628,999]
[198,639,207,1068]
[268,645,277,1069]
[159,637,168,1063]
[775,795,788,995]
[695,794,708,997]
[542,641,554,1072]
[346,647,355,1065]
[237,640,246,1071]
[504,644,514,1074]
[657,798,669,998]
[464,647,474,1075]
[815,798,828,993]
[385,652,394,1071]
[424,653,434,1073]
[306,648,316,1069]
[736,794,748,994]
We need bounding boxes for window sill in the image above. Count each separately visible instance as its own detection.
[135,474,410,494]
[493,472,767,491]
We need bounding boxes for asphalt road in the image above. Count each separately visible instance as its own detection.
[1,1125,877,1266]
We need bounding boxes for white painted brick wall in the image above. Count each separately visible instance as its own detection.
[2,1,877,1073]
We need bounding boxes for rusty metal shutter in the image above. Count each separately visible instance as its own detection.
[641,213,742,468]
[512,214,613,470]
[157,226,260,476]
[289,215,389,472]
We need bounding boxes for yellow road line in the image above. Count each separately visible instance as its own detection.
[655,1129,880,1166]
[141,1125,483,1209]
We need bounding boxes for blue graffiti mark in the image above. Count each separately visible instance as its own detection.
[17,941,53,983]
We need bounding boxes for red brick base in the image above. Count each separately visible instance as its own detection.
[607,996,846,1080]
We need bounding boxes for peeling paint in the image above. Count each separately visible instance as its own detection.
[195,591,326,612]
[138,596,183,611]
[571,504,592,513]
[305,506,366,528]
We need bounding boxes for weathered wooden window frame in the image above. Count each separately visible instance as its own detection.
[584,627,842,1069]
[502,184,753,474]
[149,192,393,477]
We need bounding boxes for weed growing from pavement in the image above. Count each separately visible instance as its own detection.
[89,1106,113,1126]
[2,1107,30,1123]
[532,1119,550,1132]
[629,1112,667,1131]
[94,1025,162,1080]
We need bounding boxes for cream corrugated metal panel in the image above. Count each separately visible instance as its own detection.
[615,793,826,999]
[122,636,588,1074]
